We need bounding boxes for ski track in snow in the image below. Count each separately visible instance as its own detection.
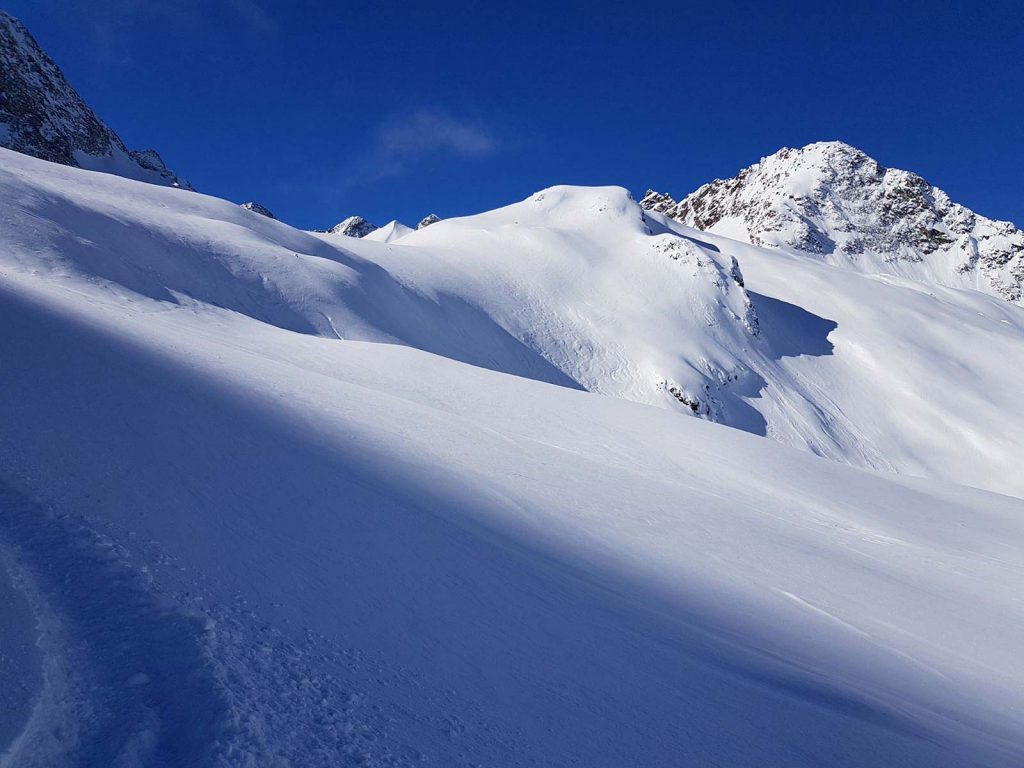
[0,486,409,768]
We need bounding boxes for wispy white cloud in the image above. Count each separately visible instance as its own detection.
[341,108,499,183]
[376,109,498,160]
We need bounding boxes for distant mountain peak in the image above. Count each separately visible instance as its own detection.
[328,215,378,238]
[0,9,190,189]
[643,141,1024,302]
[417,214,441,229]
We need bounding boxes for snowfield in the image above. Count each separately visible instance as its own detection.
[1,148,1023,766]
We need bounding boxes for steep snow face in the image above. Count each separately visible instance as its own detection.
[644,141,1024,302]
[0,10,189,189]
[327,215,378,237]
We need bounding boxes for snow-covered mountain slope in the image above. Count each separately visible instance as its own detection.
[2,246,1024,768]
[643,141,1024,302]
[3,146,1024,499]
[0,10,189,189]
[345,186,765,423]
[2,145,1024,767]
[342,187,1024,497]
[648,212,1024,496]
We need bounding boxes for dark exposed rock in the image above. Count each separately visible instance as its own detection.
[417,214,441,229]
[241,202,275,219]
[639,190,677,215]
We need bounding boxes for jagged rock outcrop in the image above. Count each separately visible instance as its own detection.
[643,141,1024,302]
[240,202,275,219]
[638,190,676,215]
[417,214,441,229]
[0,10,190,189]
[328,215,378,238]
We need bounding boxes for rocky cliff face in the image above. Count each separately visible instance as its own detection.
[643,142,1024,302]
[0,10,190,189]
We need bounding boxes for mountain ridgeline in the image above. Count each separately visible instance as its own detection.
[0,9,189,189]
[642,141,1024,303]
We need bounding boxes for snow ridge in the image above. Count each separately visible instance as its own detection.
[643,141,1024,302]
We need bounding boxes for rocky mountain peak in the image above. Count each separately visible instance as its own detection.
[642,141,1024,302]
[328,215,379,238]
[417,214,441,229]
[0,10,190,189]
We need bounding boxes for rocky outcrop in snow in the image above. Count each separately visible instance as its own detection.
[328,215,378,238]
[417,214,441,229]
[0,10,190,189]
[642,141,1024,302]
[241,201,275,219]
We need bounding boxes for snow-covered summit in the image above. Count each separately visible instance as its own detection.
[0,10,190,189]
[327,215,378,237]
[417,213,441,229]
[643,141,1024,302]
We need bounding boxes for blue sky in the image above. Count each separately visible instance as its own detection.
[8,0,1023,229]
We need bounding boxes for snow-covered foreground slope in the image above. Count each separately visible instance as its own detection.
[2,266,1024,767]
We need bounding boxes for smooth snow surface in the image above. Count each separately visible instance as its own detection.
[1,148,1023,766]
